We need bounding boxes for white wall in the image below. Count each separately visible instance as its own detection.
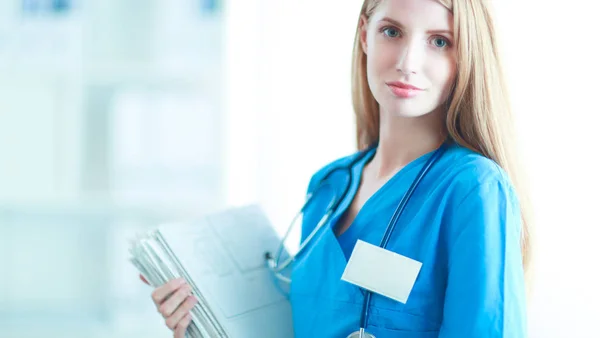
[224,0,362,240]
[0,1,224,337]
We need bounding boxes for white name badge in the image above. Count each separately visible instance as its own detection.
[341,240,422,304]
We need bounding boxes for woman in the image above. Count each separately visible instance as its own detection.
[144,0,532,337]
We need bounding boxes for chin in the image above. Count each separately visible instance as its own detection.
[384,101,431,119]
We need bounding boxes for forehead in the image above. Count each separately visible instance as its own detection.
[371,0,453,31]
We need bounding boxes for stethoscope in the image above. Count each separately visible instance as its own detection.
[265,141,449,338]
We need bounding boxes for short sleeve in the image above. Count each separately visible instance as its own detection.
[439,179,528,337]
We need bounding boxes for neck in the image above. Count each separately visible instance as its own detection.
[368,109,447,180]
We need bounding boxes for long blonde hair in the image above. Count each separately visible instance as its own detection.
[351,0,533,280]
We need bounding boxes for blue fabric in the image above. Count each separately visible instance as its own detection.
[289,142,527,338]
[334,149,373,260]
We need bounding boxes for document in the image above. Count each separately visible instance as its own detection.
[129,204,294,338]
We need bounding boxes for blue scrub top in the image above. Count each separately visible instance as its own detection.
[289,141,527,338]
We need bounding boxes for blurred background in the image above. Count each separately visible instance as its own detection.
[0,0,598,337]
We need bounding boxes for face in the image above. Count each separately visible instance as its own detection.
[360,0,457,119]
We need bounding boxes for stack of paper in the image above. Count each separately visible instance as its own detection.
[129,205,295,338]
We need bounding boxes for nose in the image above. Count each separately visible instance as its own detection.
[396,38,425,75]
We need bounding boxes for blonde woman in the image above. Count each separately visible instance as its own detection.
[145,0,531,337]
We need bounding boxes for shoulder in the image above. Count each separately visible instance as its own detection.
[299,149,368,240]
[436,143,523,243]
[439,142,518,206]
[304,148,369,194]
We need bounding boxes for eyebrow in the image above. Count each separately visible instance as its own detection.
[380,16,454,36]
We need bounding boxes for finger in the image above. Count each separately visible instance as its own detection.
[159,284,192,317]
[165,295,198,330]
[151,278,186,306]
[140,274,149,285]
[174,314,193,338]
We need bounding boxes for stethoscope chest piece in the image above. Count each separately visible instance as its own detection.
[347,328,376,338]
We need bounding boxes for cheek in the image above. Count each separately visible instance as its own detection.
[431,59,457,95]
[367,43,398,79]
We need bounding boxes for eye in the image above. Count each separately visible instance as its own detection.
[432,36,450,49]
[382,27,401,38]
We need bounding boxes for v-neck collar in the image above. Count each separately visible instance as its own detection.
[332,146,440,257]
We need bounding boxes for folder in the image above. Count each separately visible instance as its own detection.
[129,205,294,338]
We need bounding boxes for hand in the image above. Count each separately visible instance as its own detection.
[143,275,198,338]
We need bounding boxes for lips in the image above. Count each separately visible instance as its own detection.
[386,81,424,91]
[386,81,423,99]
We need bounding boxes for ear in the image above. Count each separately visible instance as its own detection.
[359,15,369,55]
